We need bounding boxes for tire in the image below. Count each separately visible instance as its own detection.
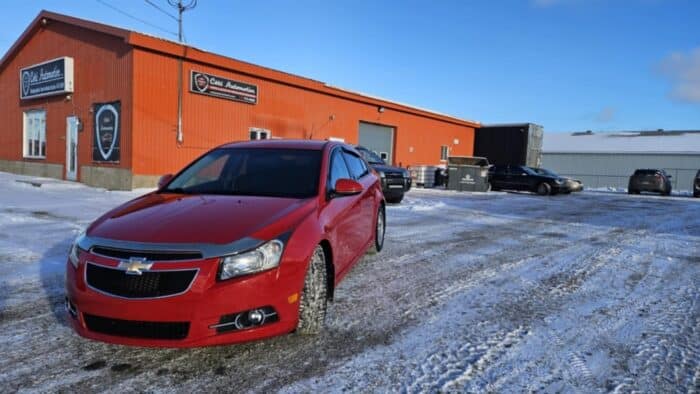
[386,195,404,204]
[663,188,672,196]
[694,191,700,198]
[368,204,386,254]
[628,189,639,195]
[296,245,328,335]
[536,182,551,196]
[490,182,500,191]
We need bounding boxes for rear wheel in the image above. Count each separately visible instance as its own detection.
[663,188,672,196]
[536,182,551,196]
[368,204,385,254]
[296,245,328,335]
[628,189,639,195]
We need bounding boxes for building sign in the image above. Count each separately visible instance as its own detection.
[190,70,257,104]
[93,101,120,162]
[20,57,74,100]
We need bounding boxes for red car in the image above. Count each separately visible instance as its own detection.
[65,140,386,347]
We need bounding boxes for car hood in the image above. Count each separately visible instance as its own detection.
[369,163,407,175]
[87,192,316,244]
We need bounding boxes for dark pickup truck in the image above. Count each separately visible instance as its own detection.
[356,146,411,203]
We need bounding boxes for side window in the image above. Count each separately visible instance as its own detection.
[440,145,449,161]
[328,149,351,191]
[342,151,368,179]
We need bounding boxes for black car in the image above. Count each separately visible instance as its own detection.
[694,170,700,198]
[488,165,571,196]
[531,167,583,192]
[356,146,411,203]
[628,169,672,196]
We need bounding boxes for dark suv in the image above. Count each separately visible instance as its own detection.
[628,169,672,196]
[694,170,700,198]
[489,165,571,196]
[356,146,411,203]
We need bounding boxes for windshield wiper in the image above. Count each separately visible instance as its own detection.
[162,187,195,194]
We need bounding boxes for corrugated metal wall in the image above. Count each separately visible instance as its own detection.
[542,152,700,191]
[132,49,474,176]
[0,21,133,176]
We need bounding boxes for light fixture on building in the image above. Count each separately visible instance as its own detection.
[378,106,385,113]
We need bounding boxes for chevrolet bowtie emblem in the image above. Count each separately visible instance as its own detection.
[117,257,153,275]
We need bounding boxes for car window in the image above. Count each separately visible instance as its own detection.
[509,166,527,176]
[164,148,322,198]
[357,147,385,165]
[342,150,368,179]
[328,148,351,191]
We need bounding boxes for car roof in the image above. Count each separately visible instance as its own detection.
[218,139,331,150]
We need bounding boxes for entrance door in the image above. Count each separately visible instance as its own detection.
[66,116,78,181]
[359,122,395,165]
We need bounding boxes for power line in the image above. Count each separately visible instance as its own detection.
[167,0,197,43]
[94,0,177,37]
[144,0,178,21]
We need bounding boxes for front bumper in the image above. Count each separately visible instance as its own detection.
[65,251,303,347]
[381,176,411,195]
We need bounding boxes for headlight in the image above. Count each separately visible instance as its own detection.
[378,171,386,178]
[554,179,564,185]
[402,169,410,178]
[69,231,85,268]
[219,239,284,280]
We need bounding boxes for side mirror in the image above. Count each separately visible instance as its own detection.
[157,174,174,189]
[333,178,363,197]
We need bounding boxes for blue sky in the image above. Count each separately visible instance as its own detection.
[1,0,698,132]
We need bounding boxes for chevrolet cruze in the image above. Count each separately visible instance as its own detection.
[65,140,386,347]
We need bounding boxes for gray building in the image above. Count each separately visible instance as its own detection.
[542,130,700,191]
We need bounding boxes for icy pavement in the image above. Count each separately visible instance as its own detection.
[0,172,698,393]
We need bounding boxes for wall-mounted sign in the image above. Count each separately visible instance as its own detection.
[190,70,257,104]
[20,57,74,100]
[92,101,121,162]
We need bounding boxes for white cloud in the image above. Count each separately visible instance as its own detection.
[658,47,700,104]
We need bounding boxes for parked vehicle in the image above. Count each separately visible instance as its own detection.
[530,167,583,192]
[694,170,700,198]
[65,140,386,347]
[356,145,411,203]
[628,169,672,196]
[488,165,572,196]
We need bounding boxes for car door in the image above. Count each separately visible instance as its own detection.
[323,148,364,274]
[341,150,375,261]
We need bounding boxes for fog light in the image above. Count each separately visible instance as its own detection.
[211,306,279,333]
[248,309,264,325]
[65,297,78,319]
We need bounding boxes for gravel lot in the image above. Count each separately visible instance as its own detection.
[0,173,698,393]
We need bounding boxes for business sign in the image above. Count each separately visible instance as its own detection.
[190,70,257,104]
[20,57,74,100]
[93,101,120,162]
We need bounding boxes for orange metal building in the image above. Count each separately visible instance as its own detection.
[0,11,479,190]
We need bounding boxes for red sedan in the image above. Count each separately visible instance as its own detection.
[65,140,386,347]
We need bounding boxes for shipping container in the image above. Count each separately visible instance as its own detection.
[474,123,543,167]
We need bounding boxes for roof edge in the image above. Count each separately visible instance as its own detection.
[0,10,130,72]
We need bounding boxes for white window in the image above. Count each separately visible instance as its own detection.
[440,145,449,161]
[23,110,46,159]
[249,127,271,140]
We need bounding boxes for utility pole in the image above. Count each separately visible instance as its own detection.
[167,0,197,144]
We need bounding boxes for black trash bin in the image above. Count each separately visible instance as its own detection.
[446,156,490,192]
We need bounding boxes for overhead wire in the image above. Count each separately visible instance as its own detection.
[94,0,178,37]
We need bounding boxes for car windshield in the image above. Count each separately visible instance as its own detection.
[531,167,559,177]
[162,148,322,198]
[357,148,385,164]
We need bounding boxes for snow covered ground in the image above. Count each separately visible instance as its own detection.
[0,172,698,392]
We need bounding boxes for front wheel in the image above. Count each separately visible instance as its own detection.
[368,204,385,254]
[296,245,328,335]
[536,182,552,196]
